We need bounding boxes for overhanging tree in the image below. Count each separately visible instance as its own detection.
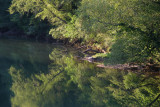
[78,0,160,63]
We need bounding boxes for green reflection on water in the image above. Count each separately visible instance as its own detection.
[0,39,160,107]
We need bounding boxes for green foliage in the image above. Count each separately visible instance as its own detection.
[90,70,160,106]
[77,0,160,63]
[123,72,141,89]
[92,53,108,58]
[105,30,148,64]
[78,0,160,33]
[8,48,98,107]
[49,14,87,44]
[5,47,160,107]
[9,0,80,27]
[10,13,50,37]
[5,0,160,64]
[9,0,83,40]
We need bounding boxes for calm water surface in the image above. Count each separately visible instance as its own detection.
[0,39,160,107]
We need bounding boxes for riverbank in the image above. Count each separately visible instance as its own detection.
[74,47,160,72]
[80,56,160,72]
[1,31,160,73]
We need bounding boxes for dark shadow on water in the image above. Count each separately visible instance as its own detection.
[0,59,12,107]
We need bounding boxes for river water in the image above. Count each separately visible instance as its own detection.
[0,39,160,107]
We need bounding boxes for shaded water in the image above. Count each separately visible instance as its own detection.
[0,39,160,107]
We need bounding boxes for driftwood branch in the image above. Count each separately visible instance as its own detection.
[83,49,99,53]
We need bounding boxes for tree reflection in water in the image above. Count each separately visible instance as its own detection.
[9,49,160,107]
